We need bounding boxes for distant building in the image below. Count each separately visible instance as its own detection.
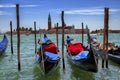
[109,30,120,33]
[5,13,87,34]
[47,13,86,34]
[48,13,52,30]
[6,31,32,35]
[91,29,120,34]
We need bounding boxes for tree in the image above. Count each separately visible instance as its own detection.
[26,28,28,31]
[29,27,32,31]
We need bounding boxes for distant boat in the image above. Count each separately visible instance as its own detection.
[97,32,103,36]
[0,35,8,56]
[25,32,31,36]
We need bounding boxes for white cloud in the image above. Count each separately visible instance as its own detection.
[0,11,11,15]
[0,4,39,8]
[21,5,39,7]
[0,4,39,15]
[0,4,15,8]
[65,8,120,15]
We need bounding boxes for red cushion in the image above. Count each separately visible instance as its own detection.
[68,43,84,55]
[44,42,57,54]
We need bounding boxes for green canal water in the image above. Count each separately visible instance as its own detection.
[0,33,120,80]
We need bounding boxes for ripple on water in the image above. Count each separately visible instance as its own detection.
[0,34,120,80]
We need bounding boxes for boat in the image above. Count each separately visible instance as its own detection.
[25,32,31,36]
[66,36,98,72]
[90,36,100,48]
[108,46,120,64]
[0,35,8,56]
[36,34,60,75]
[91,36,120,65]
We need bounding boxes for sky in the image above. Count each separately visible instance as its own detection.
[0,0,120,32]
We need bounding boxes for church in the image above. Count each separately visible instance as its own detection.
[46,13,86,34]
[47,13,75,34]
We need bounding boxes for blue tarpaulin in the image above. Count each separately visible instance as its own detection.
[66,37,74,44]
[44,51,59,60]
[35,55,41,62]
[91,36,97,41]
[42,37,49,43]
[72,51,89,60]
[0,35,8,50]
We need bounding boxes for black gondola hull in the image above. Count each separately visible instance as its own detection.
[39,58,60,75]
[0,35,8,56]
[67,48,98,72]
[108,53,120,64]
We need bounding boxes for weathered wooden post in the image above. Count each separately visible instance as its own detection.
[102,7,109,68]
[62,11,65,70]
[39,28,45,73]
[16,4,21,71]
[10,21,13,54]
[56,23,59,47]
[105,8,109,68]
[102,30,105,68]
[34,21,37,54]
[86,25,91,48]
[82,22,84,44]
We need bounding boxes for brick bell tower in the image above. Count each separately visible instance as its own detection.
[48,13,52,30]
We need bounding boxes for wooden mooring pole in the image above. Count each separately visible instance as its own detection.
[82,22,84,44]
[105,8,109,68]
[56,23,59,47]
[39,28,45,73]
[102,31,105,68]
[16,4,21,71]
[61,11,65,70]
[34,21,37,54]
[10,21,13,54]
[86,25,91,48]
[102,7,109,68]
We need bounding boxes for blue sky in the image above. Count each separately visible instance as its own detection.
[0,0,120,32]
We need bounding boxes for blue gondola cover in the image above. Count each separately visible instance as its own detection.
[44,51,59,60]
[72,51,89,60]
[42,37,49,43]
[0,35,8,51]
[35,55,41,62]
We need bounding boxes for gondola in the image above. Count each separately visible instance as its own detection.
[0,35,8,56]
[91,36,120,65]
[90,36,100,48]
[36,34,60,75]
[108,47,120,64]
[66,36,98,72]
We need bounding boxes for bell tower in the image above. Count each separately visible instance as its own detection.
[48,13,51,30]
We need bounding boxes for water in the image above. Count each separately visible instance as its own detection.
[0,33,120,80]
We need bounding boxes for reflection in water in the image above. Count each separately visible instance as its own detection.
[68,58,95,80]
[94,58,120,80]
[33,64,60,80]
[0,34,120,80]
